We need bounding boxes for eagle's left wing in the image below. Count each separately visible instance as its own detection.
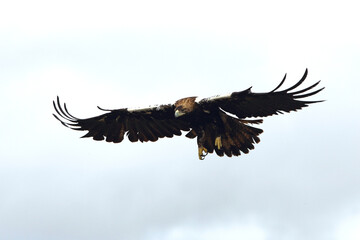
[53,97,190,143]
[198,69,324,118]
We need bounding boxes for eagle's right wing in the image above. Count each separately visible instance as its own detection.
[199,69,324,119]
[53,97,190,143]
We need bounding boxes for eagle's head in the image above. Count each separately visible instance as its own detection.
[174,97,197,118]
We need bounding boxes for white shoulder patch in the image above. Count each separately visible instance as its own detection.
[194,96,202,103]
[198,93,232,102]
[127,104,171,112]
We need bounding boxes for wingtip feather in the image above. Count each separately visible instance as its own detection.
[270,73,287,93]
[282,69,309,92]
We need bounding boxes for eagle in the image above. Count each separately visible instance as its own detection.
[53,69,324,160]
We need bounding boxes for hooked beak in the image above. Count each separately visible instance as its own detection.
[174,109,185,118]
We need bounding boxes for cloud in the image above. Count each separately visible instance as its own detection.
[1,0,359,240]
[336,212,360,240]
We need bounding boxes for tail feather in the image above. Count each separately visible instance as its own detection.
[188,113,264,159]
[219,114,263,157]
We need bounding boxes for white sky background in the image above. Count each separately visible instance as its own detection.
[0,0,359,239]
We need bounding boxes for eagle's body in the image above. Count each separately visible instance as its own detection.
[53,69,324,159]
[173,97,263,159]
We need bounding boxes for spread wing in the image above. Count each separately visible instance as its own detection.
[198,69,324,118]
[53,97,190,143]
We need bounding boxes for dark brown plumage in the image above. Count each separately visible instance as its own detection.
[53,69,324,160]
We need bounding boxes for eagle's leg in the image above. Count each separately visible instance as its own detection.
[215,136,222,150]
[198,146,208,160]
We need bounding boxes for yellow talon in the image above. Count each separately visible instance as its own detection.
[198,146,208,160]
[215,136,222,150]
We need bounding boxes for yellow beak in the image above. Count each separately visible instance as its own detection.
[174,109,185,118]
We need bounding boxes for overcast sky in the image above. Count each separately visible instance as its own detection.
[1,0,359,239]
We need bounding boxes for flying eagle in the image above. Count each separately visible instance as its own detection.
[53,69,324,160]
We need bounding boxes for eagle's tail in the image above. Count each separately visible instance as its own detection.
[186,113,263,159]
[211,114,263,157]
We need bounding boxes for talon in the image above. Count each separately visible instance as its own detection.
[198,146,208,160]
[215,136,222,150]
